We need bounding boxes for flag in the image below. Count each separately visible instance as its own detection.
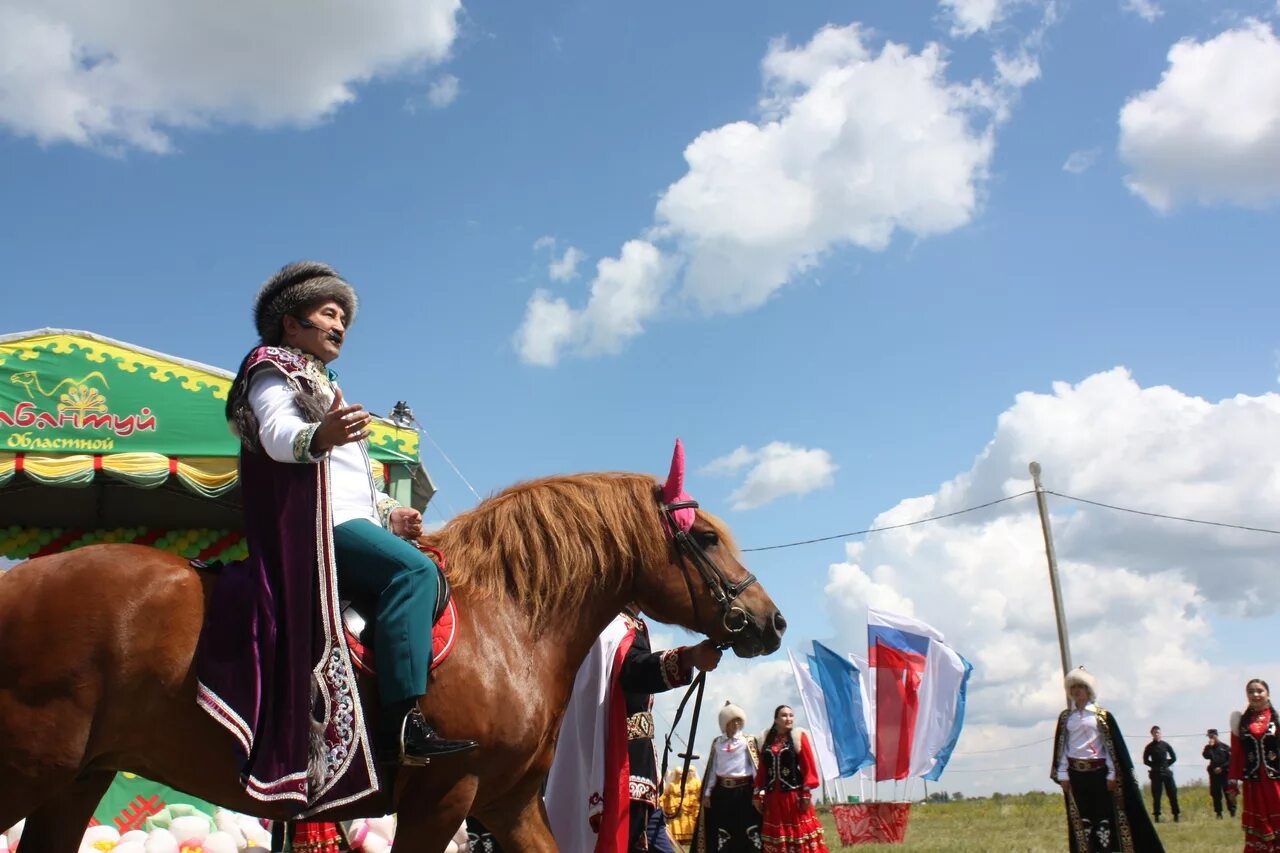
[868,609,938,782]
[811,642,874,777]
[787,649,841,781]
[848,652,875,750]
[867,608,973,783]
[870,642,920,781]
[920,650,972,781]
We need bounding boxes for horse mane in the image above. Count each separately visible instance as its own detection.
[422,472,736,625]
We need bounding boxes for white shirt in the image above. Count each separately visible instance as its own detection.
[705,733,757,790]
[247,367,391,528]
[1056,703,1117,781]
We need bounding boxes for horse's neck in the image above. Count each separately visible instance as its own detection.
[543,584,632,691]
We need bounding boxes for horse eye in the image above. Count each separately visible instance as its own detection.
[696,531,719,547]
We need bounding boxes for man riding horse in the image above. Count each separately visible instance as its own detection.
[199,262,475,812]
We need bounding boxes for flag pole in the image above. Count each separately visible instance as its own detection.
[1030,462,1073,680]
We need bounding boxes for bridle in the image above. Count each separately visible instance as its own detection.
[659,498,759,636]
[656,494,761,816]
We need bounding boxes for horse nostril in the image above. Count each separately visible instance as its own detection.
[772,611,787,635]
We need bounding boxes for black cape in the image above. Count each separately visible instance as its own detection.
[1052,706,1164,853]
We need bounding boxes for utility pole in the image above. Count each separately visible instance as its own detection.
[1030,462,1072,679]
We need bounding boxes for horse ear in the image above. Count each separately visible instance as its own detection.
[661,438,686,503]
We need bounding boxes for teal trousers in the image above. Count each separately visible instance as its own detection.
[333,519,438,706]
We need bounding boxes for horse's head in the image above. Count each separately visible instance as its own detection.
[632,440,785,658]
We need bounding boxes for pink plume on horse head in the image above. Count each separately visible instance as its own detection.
[661,438,696,533]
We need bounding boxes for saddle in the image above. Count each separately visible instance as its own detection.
[340,544,459,677]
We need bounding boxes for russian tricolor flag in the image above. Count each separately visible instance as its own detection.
[868,608,970,782]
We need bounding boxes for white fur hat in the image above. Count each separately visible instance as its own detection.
[718,701,747,733]
[1064,666,1097,700]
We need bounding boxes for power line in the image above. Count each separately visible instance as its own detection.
[412,417,482,502]
[739,487,1280,552]
[952,731,1210,759]
[955,737,1052,755]
[740,491,1035,553]
[1046,490,1280,536]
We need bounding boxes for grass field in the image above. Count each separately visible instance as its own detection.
[813,784,1242,851]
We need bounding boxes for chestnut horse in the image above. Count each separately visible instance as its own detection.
[0,471,783,851]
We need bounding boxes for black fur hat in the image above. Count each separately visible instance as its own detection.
[253,261,358,345]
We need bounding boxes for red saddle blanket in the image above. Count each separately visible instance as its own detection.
[343,597,457,677]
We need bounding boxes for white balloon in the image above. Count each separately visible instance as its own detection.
[169,816,210,845]
[366,816,396,840]
[84,825,121,846]
[201,830,240,853]
[360,835,391,853]
[143,828,179,853]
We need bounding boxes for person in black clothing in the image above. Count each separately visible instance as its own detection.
[615,609,721,851]
[1201,728,1235,818]
[1143,726,1180,822]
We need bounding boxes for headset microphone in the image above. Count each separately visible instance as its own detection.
[294,317,343,345]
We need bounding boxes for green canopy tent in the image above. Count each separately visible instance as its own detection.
[0,328,434,562]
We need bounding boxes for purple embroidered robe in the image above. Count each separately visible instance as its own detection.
[196,346,378,815]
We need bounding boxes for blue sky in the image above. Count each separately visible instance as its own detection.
[4,0,1280,795]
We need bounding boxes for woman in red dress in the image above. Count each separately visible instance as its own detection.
[1230,678,1280,852]
[752,705,828,853]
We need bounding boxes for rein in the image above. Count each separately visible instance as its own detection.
[659,669,710,817]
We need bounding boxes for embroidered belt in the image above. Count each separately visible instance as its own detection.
[717,775,753,789]
[1068,758,1106,771]
[627,711,655,741]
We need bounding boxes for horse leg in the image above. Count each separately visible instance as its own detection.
[12,771,114,853]
[392,774,476,852]
[476,782,558,852]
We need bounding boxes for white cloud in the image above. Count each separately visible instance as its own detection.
[549,246,586,282]
[940,0,1012,37]
[656,25,999,315]
[516,17,1052,363]
[514,240,673,366]
[1062,147,1100,174]
[819,368,1280,793]
[701,446,758,476]
[0,0,461,152]
[426,73,460,108]
[1121,0,1163,22]
[993,50,1041,88]
[1119,22,1280,211]
[704,442,837,510]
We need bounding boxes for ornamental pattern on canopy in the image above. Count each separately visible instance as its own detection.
[0,330,428,563]
[0,329,420,476]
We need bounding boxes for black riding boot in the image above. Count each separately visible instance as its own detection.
[377,700,477,765]
[399,707,478,765]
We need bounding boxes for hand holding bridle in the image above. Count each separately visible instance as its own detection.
[682,640,723,672]
[311,388,370,453]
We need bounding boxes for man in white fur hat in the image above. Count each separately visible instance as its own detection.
[690,700,760,853]
[1051,667,1163,852]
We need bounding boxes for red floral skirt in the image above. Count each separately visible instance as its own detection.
[759,789,828,853]
[1244,778,1280,852]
